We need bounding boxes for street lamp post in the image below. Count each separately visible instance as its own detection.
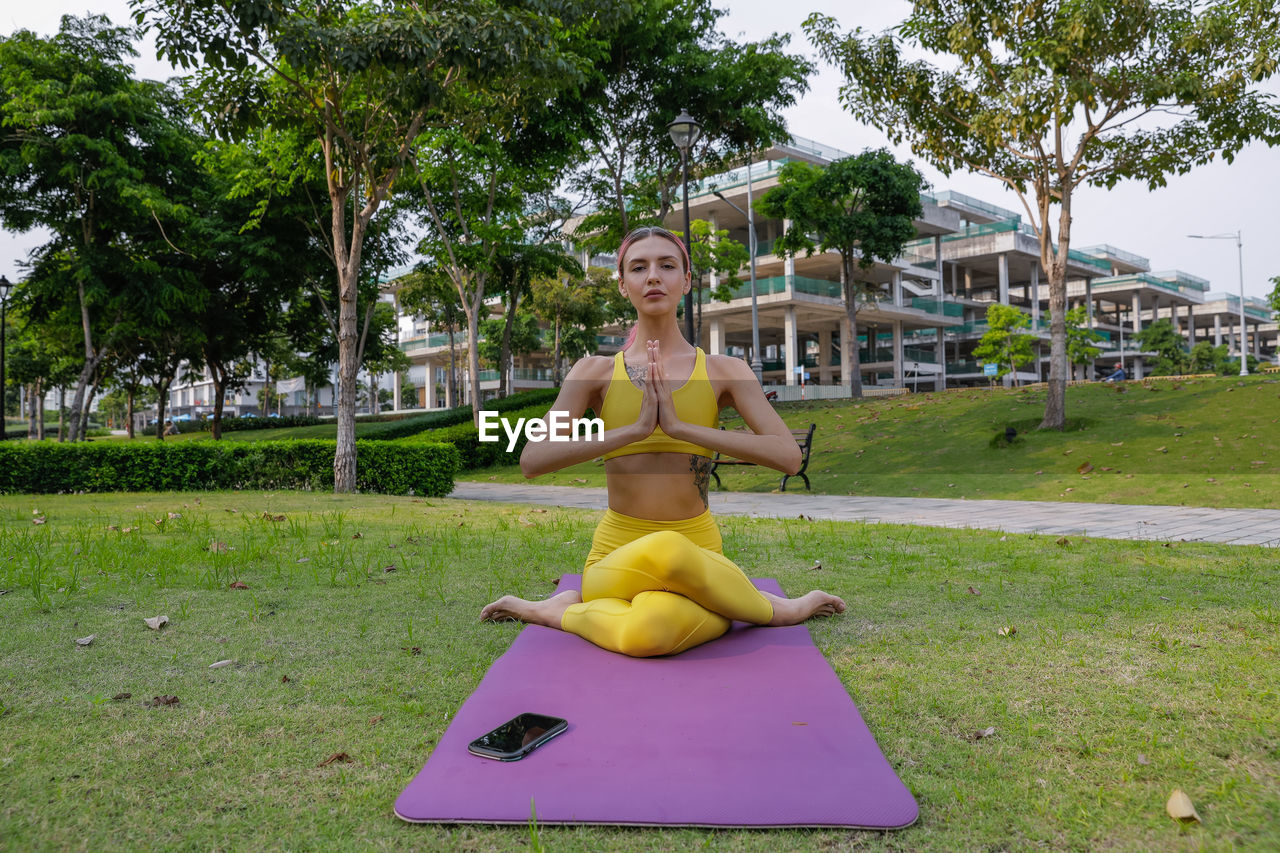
[0,275,11,440]
[667,109,703,344]
[1188,231,1249,376]
[713,165,765,384]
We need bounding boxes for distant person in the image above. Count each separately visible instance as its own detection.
[1101,363,1127,382]
[163,420,178,436]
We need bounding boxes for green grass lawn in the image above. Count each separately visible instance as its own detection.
[2,492,1276,850]
[467,375,1280,509]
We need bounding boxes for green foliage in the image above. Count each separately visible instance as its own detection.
[479,312,542,369]
[1267,274,1280,314]
[1134,319,1190,375]
[972,304,1036,379]
[570,0,813,252]
[0,440,457,496]
[1063,306,1104,366]
[805,0,1280,427]
[1189,342,1258,375]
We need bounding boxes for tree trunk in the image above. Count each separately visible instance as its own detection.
[126,387,135,439]
[1039,201,1072,430]
[334,258,360,492]
[841,258,864,399]
[500,289,517,398]
[57,387,65,441]
[154,387,168,441]
[66,357,98,443]
[466,300,483,424]
[210,363,226,440]
[79,371,102,441]
[36,380,45,440]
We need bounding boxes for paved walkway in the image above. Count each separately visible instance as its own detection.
[450,482,1280,547]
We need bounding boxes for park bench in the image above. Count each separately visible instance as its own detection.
[710,423,816,492]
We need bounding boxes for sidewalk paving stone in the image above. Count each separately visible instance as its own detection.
[450,483,1279,548]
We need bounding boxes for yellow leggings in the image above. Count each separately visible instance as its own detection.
[560,508,774,657]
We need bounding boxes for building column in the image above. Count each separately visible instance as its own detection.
[950,261,959,298]
[933,236,943,297]
[1214,314,1222,347]
[818,327,833,384]
[709,316,725,356]
[839,315,852,390]
[782,219,796,288]
[964,268,972,300]
[996,253,1009,304]
[1186,304,1196,345]
[1253,321,1261,358]
[1031,265,1041,330]
[1084,277,1093,328]
[936,327,947,391]
[784,305,798,386]
[1132,293,1142,335]
[393,370,403,413]
[426,362,438,409]
[892,320,905,386]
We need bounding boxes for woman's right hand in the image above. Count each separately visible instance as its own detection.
[633,343,660,438]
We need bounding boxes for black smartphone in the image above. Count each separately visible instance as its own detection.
[467,713,568,761]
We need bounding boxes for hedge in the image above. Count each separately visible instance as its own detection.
[0,439,458,496]
[357,388,562,441]
[398,401,566,470]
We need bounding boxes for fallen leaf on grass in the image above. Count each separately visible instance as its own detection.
[106,525,119,532]
[368,715,383,726]
[572,478,587,484]
[75,635,96,646]
[121,527,137,534]
[111,692,132,702]
[281,675,291,684]
[0,589,10,596]
[318,752,350,767]
[209,660,234,669]
[1077,461,1094,475]
[997,626,1017,637]
[517,515,535,527]
[262,513,286,522]
[402,646,422,655]
[32,516,46,525]
[1166,788,1201,823]
[807,561,822,572]
[229,581,249,590]
[1155,446,1168,453]
[1110,441,1124,446]
[1056,537,1071,546]
[296,557,310,563]
[530,508,547,514]
[972,726,996,740]
[967,586,980,595]
[383,565,397,573]
[351,532,363,539]
[145,695,180,707]
[167,512,182,520]
[207,541,231,553]
[1137,754,1151,766]
[144,615,169,631]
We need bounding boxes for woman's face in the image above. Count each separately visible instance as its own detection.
[619,235,690,316]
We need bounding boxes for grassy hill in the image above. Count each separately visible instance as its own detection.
[467,375,1280,509]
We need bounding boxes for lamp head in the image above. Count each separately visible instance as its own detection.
[0,274,11,298]
[666,109,703,152]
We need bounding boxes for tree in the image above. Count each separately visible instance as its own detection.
[1135,319,1190,376]
[136,0,621,489]
[0,16,194,442]
[397,267,466,409]
[684,219,749,347]
[570,0,813,254]
[973,304,1035,384]
[1064,306,1104,375]
[1267,275,1280,315]
[755,151,925,398]
[806,0,1280,427]
[479,312,542,373]
[487,241,581,397]
[529,268,613,383]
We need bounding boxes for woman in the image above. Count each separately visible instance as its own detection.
[480,226,845,656]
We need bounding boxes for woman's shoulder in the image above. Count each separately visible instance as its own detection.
[566,354,617,382]
[704,352,756,380]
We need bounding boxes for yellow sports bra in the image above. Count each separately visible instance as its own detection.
[599,347,719,460]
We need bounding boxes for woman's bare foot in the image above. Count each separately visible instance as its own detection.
[479,590,582,629]
[761,590,846,627]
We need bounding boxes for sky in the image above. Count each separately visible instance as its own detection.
[3,1,1278,302]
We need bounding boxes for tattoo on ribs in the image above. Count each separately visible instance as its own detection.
[690,455,711,508]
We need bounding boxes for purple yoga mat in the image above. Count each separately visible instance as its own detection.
[395,575,918,828]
